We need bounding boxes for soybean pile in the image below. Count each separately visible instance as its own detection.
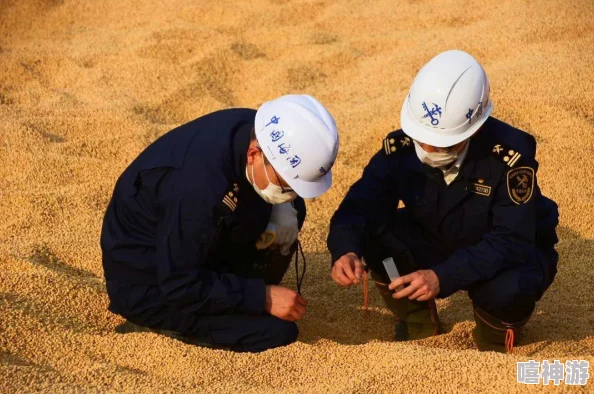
[1,0,593,392]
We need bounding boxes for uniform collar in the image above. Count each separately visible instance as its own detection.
[458,132,492,180]
[441,140,469,177]
[232,121,255,182]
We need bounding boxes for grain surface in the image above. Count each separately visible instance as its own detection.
[1,0,593,392]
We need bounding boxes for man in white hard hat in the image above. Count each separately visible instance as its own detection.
[101,95,339,352]
[328,50,558,352]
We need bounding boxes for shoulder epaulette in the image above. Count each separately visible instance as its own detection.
[222,182,240,212]
[490,142,522,168]
[383,132,413,156]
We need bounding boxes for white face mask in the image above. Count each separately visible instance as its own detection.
[247,159,298,204]
[413,140,459,168]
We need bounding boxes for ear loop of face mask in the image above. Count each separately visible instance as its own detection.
[257,146,295,194]
[271,166,295,195]
[249,155,282,195]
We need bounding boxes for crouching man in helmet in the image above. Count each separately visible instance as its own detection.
[101,95,339,352]
[328,50,558,352]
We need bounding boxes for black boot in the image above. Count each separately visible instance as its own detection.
[472,306,531,353]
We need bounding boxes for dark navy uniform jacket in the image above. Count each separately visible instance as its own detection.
[101,109,305,320]
[328,117,558,298]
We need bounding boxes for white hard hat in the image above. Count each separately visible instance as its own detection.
[254,94,339,199]
[400,50,493,148]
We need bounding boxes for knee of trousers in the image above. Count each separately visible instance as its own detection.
[472,288,537,323]
[209,317,299,353]
[470,266,547,323]
[251,319,299,351]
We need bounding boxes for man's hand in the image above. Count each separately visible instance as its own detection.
[388,269,440,301]
[331,252,363,287]
[265,285,307,322]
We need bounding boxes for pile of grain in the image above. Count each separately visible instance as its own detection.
[1,0,593,392]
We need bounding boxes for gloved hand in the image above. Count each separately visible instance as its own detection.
[256,223,277,250]
[269,202,299,255]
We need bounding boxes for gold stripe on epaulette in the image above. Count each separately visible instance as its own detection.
[502,149,521,167]
[223,195,237,211]
[507,151,521,167]
[384,137,397,155]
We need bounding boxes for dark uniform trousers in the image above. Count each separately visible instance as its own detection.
[110,228,303,353]
[363,209,557,323]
